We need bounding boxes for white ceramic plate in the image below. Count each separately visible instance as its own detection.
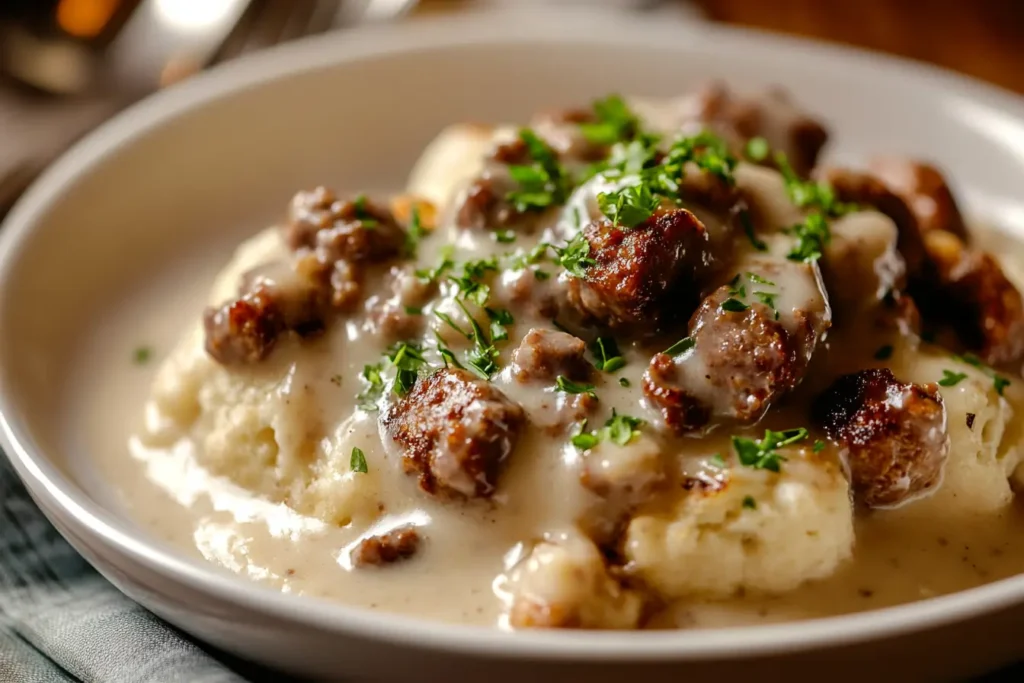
[3,8,1024,682]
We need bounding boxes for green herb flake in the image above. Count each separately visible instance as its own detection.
[133,346,152,365]
[597,183,660,228]
[404,205,426,257]
[350,447,368,474]
[493,229,516,244]
[570,410,645,450]
[387,342,428,396]
[618,377,630,387]
[555,375,598,400]
[486,307,514,342]
[745,137,770,162]
[708,453,727,469]
[554,232,596,278]
[506,128,572,212]
[720,298,750,313]
[664,336,696,357]
[742,495,758,510]
[403,306,423,315]
[954,353,1011,395]
[746,272,775,286]
[787,212,831,263]
[874,345,894,361]
[356,362,385,411]
[813,440,826,453]
[731,428,808,472]
[937,369,967,387]
[739,209,768,252]
[590,336,626,373]
[415,245,455,282]
[579,94,639,146]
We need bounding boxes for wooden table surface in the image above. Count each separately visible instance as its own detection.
[691,0,1024,95]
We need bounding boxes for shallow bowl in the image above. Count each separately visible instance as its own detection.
[3,7,1024,682]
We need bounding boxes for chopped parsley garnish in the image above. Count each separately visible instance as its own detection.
[356,362,385,411]
[450,257,499,306]
[746,272,775,286]
[350,447,368,474]
[590,336,626,373]
[774,153,856,218]
[387,342,427,396]
[708,453,727,469]
[787,212,831,262]
[579,94,639,145]
[742,495,758,510]
[133,346,152,365]
[434,332,463,370]
[601,135,662,176]
[352,194,378,227]
[720,298,750,313]
[661,131,738,186]
[507,242,551,271]
[938,369,967,387]
[874,345,894,361]
[506,129,571,211]
[732,428,808,472]
[493,229,516,243]
[754,291,778,310]
[727,274,746,298]
[618,377,630,387]
[555,375,598,400]
[739,209,767,251]
[415,245,455,282]
[534,269,551,280]
[597,183,659,228]
[813,440,826,453]
[571,410,645,450]
[553,232,596,278]
[485,307,514,342]
[403,306,422,315]
[744,136,770,162]
[444,300,501,379]
[404,204,426,257]
[955,353,1011,396]
[663,336,695,356]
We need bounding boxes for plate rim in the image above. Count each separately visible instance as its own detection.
[2,6,1024,661]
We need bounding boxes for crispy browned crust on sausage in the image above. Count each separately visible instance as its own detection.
[350,526,421,568]
[511,328,590,383]
[815,166,927,278]
[868,158,968,240]
[203,286,285,365]
[813,368,948,509]
[382,368,525,499]
[918,230,1024,365]
[567,209,710,328]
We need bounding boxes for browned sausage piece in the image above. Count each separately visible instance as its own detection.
[688,82,829,177]
[643,287,801,433]
[918,230,1024,365]
[456,138,535,231]
[566,209,710,329]
[511,328,591,383]
[350,526,421,568]
[813,368,948,509]
[382,368,526,498]
[286,187,404,262]
[868,158,968,240]
[815,166,927,279]
[203,285,285,365]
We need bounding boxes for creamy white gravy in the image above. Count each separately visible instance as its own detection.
[66,200,1024,630]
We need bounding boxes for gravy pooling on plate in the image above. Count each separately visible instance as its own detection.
[105,82,1024,629]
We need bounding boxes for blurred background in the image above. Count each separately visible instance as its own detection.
[2,0,1023,217]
